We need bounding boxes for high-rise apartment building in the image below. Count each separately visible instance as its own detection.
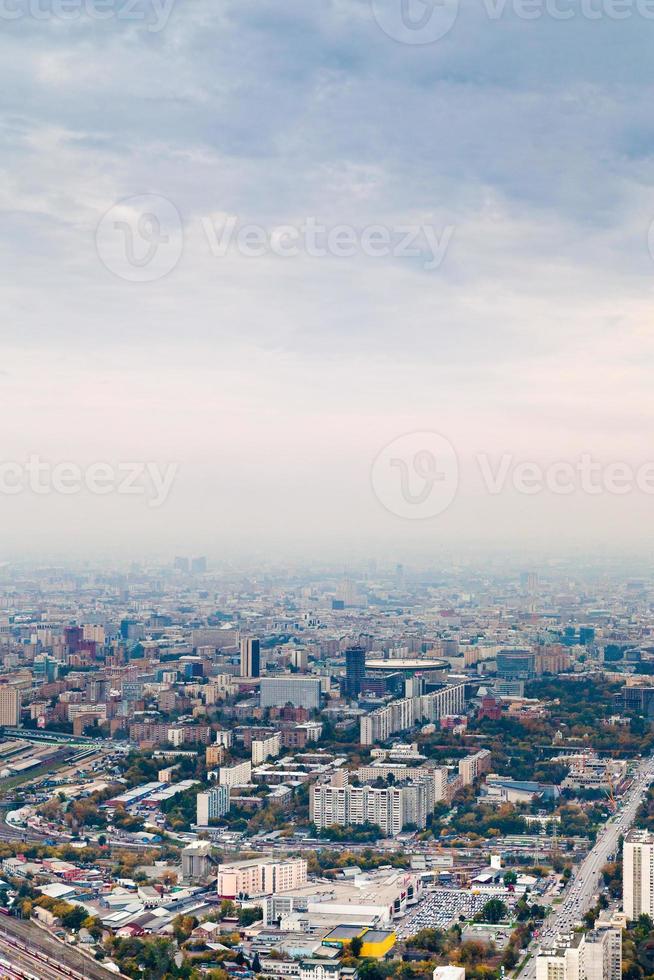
[240,637,260,678]
[196,784,230,825]
[289,649,308,672]
[310,778,429,835]
[0,685,21,727]
[252,733,281,765]
[536,929,621,980]
[624,829,654,919]
[583,930,621,980]
[359,684,466,746]
[218,760,252,788]
[459,749,492,785]
[206,744,225,767]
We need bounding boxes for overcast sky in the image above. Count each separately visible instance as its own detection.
[3,0,654,562]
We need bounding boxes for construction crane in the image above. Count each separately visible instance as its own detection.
[604,772,618,813]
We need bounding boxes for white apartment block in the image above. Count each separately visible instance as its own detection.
[219,760,252,788]
[536,930,621,980]
[624,829,654,919]
[357,763,416,783]
[252,733,281,765]
[67,703,107,721]
[196,784,230,825]
[583,930,621,980]
[433,969,465,980]
[310,779,429,835]
[459,749,492,786]
[217,856,307,899]
[360,684,466,746]
[432,766,449,802]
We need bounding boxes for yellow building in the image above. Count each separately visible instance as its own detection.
[322,926,396,959]
[360,930,396,958]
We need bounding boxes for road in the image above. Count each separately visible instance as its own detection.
[521,754,654,980]
[0,918,121,979]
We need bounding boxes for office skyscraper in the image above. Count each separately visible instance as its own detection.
[344,645,365,699]
[240,637,260,678]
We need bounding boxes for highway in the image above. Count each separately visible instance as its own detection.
[521,753,654,980]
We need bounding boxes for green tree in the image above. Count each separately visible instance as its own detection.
[218,899,236,919]
[476,899,507,924]
[239,906,263,926]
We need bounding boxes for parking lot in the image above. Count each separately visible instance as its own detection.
[397,889,489,939]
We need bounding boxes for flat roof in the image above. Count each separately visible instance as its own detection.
[365,658,449,672]
[323,926,365,941]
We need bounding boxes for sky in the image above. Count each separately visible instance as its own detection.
[3,0,654,562]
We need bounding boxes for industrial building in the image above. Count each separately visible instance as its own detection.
[262,869,421,928]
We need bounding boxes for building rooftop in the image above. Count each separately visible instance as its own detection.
[365,659,449,673]
[323,925,365,942]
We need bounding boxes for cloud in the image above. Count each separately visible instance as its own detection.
[1,0,654,555]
